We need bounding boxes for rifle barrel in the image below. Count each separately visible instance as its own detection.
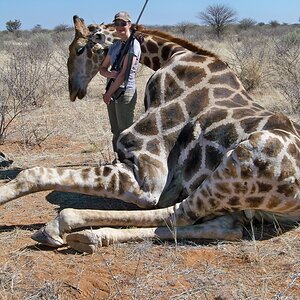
[135,0,149,25]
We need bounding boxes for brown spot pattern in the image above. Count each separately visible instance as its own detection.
[160,103,185,131]
[205,146,222,170]
[215,182,232,194]
[236,145,252,161]
[164,73,185,101]
[152,56,161,70]
[232,182,248,194]
[173,65,206,88]
[183,143,202,181]
[181,53,207,63]
[240,117,263,133]
[161,45,172,61]
[228,196,241,206]
[146,139,161,155]
[232,94,250,106]
[142,56,151,68]
[232,108,257,120]
[246,196,264,208]
[267,196,281,209]
[209,72,240,89]
[205,123,239,148]
[278,155,295,181]
[102,166,112,177]
[240,166,253,179]
[119,132,144,151]
[184,88,209,118]
[277,184,297,197]
[213,88,234,99]
[254,159,274,179]
[134,113,159,136]
[147,40,159,53]
[107,173,117,193]
[263,113,296,134]
[257,182,273,193]
[207,60,227,72]
[198,109,228,130]
[262,137,282,157]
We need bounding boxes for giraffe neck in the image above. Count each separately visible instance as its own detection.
[98,25,218,71]
[136,27,218,71]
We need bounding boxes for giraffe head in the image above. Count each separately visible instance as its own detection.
[67,16,116,101]
[67,16,218,102]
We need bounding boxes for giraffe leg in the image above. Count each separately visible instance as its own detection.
[65,214,244,254]
[0,164,160,208]
[31,205,195,247]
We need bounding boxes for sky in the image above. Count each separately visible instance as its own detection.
[0,0,299,31]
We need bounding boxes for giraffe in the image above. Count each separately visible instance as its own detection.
[0,15,299,254]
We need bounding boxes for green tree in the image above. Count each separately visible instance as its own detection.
[197,4,237,38]
[5,19,21,32]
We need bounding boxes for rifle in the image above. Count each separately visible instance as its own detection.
[105,0,149,100]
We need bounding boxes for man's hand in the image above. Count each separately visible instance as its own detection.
[103,92,113,105]
[109,70,119,79]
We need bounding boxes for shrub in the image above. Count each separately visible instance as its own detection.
[238,18,257,30]
[272,31,300,113]
[5,19,21,32]
[226,36,272,91]
[0,35,63,143]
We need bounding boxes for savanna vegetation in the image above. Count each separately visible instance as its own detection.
[0,18,299,146]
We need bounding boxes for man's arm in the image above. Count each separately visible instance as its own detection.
[99,55,119,79]
[103,54,137,104]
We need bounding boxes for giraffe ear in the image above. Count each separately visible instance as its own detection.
[73,15,89,37]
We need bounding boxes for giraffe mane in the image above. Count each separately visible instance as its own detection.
[136,25,219,59]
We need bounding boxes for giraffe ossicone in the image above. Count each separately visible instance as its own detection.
[1,15,300,254]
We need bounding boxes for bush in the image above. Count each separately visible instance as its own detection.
[0,35,64,143]
[272,31,300,113]
[5,19,21,32]
[226,36,272,91]
[238,18,257,30]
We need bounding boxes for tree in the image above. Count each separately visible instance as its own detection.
[197,4,237,38]
[5,19,21,32]
[53,24,70,32]
[32,24,43,32]
[269,20,280,27]
[238,18,257,30]
[176,22,197,36]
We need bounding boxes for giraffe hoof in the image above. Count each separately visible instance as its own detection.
[66,230,100,254]
[31,227,64,248]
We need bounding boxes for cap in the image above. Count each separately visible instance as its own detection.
[113,11,132,22]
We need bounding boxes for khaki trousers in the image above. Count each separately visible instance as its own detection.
[107,90,137,152]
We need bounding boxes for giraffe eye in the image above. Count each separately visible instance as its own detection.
[76,46,85,56]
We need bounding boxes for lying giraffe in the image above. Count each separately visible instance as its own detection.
[1,16,300,253]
